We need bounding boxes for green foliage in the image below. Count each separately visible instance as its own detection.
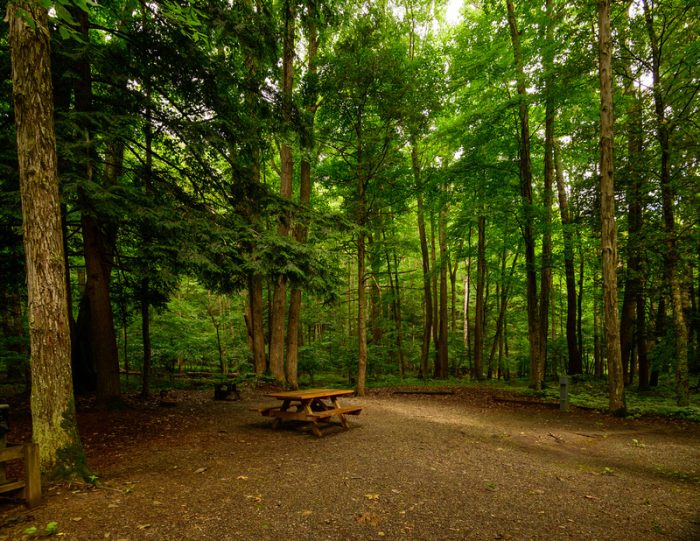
[1,0,698,418]
[23,521,59,538]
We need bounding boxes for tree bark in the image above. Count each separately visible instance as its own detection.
[286,0,319,389]
[598,0,625,413]
[249,274,267,375]
[473,215,486,380]
[539,0,555,379]
[430,209,439,370]
[506,0,541,389]
[8,0,86,477]
[269,0,297,384]
[643,0,689,406]
[554,145,583,375]
[436,200,449,378]
[489,247,519,373]
[68,7,120,405]
[356,175,368,396]
[415,149,432,378]
[464,225,473,371]
[140,279,151,398]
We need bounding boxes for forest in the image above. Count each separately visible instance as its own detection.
[1,0,699,477]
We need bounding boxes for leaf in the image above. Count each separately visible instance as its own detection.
[364,493,380,500]
[194,467,207,474]
[356,512,381,526]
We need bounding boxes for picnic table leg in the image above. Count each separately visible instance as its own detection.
[272,399,292,430]
[309,422,323,437]
[330,397,350,430]
[300,400,323,437]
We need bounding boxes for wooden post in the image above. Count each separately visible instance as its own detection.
[0,404,8,484]
[559,376,569,412]
[22,443,42,507]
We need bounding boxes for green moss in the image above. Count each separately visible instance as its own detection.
[45,403,93,482]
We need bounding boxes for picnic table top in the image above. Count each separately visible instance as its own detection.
[264,388,355,401]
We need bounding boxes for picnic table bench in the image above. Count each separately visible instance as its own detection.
[256,389,362,437]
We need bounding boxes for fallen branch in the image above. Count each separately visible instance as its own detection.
[392,390,455,396]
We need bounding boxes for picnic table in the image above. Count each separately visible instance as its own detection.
[257,388,362,437]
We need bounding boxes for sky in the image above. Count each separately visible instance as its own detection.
[445,0,463,25]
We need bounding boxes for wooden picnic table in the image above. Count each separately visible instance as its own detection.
[258,388,362,437]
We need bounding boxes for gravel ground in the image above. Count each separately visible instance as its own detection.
[0,387,699,540]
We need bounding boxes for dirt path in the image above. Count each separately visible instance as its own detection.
[1,387,699,540]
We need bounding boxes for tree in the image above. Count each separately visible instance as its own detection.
[319,7,409,394]
[8,0,86,476]
[642,0,694,406]
[505,0,542,389]
[597,0,625,413]
[269,0,297,384]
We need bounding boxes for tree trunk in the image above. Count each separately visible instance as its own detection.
[598,0,625,413]
[140,280,151,399]
[539,0,555,380]
[506,0,541,389]
[554,146,583,375]
[286,1,319,389]
[369,235,383,347]
[594,289,603,378]
[383,230,406,377]
[430,209,439,370]
[392,249,406,377]
[8,0,86,477]
[415,160,432,378]
[473,215,486,380]
[269,0,297,384]
[619,7,645,388]
[436,201,449,378]
[249,274,267,375]
[489,248,519,372]
[643,0,689,406]
[70,7,120,406]
[357,202,367,396]
[449,248,459,335]
[464,225,473,371]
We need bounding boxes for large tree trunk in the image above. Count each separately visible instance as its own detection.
[619,5,645,388]
[643,0,689,406]
[473,215,486,380]
[506,0,541,389]
[8,0,86,477]
[269,0,297,385]
[286,2,319,389]
[249,275,267,375]
[598,0,625,413]
[554,146,583,374]
[71,7,120,405]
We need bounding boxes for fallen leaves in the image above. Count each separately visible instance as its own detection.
[356,511,381,527]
